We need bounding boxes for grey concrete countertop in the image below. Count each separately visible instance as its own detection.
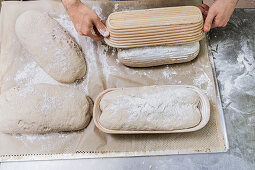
[0,8,255,170]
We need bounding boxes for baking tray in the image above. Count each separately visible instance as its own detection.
[0,0,228,161]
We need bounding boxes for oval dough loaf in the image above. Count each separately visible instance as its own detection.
[15,10,86,83]
[99,86,201,131]
[0,84,92,134]
[117,42,200,67]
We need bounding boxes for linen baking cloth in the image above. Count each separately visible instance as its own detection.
[0,0,226,161]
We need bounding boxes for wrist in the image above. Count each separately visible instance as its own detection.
[219,0,239,5]
[62,0,81,11]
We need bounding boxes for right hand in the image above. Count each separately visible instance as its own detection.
[63,0,109,41]
[198,0,238,32]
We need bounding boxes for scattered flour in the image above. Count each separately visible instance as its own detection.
[40,91,58,115]
[14,61,60,86]
[114,4,119,11]
[54,14,79,43]
[17,85,35,97]
[162,70,175,80]
[193,73,212,94]
[92,6,105,21]
[11,132,79,151]
[214,39,255,101]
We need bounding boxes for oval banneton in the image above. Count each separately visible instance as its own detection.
[93,85,210,134]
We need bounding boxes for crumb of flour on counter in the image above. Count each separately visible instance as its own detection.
[115,58,120,64]
[193,73,211,90]
[162,69,177,80]
[114,4,119,11]
[14,61,60,86]
[54,14,80,43]
[11,132,79,152]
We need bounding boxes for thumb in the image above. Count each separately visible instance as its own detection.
[204,9,216,32]
[93,19,109,37]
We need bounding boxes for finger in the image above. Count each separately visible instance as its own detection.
[198,6,208,19]
[81,25,103,41]
[80,20,104,41]
[211,19,227,28]
[202,13,207,20]
[93,18,109,38]
[202,10,208,20]
[87,33,104,41]
[197,6,205,13]
[204,9,216,32]
[211,22,218,29]
[87,28,104,41]
[201,4,209,11]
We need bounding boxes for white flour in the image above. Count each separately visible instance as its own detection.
[17,85,35,97]
[213,39,250,104]
[162,67,177,79]
[12,132,79,152]
[40,91,58,115]
[54,14,79,43]
[193,72,212,96]
[14,60,60,86]
[92,6,105,21]
[114,4,119,11]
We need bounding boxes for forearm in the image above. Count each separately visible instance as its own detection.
[224,0,239,4]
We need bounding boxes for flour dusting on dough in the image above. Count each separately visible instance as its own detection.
[99,86,201,131]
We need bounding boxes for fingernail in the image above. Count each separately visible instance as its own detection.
[204,25,210,32]
[98,29,110,37]
[91,28,96,36]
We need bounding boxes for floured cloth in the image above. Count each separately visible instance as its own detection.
[0,0,226,161]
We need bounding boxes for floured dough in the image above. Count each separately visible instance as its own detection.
[15,10,86,83]
[0,84,92,134]
[117,42,200,67]
[99,86,201,131]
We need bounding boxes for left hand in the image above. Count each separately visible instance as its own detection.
[198,0,238,32]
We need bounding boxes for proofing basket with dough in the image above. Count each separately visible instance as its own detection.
[93,85,210,134]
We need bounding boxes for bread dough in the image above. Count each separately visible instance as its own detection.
[15,10,86,83]
[117,42,200,67]
[0,84,92,134]
[99,86,201,131]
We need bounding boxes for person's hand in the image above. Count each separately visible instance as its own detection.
[62,0,109,41]
[198,0,238,32]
